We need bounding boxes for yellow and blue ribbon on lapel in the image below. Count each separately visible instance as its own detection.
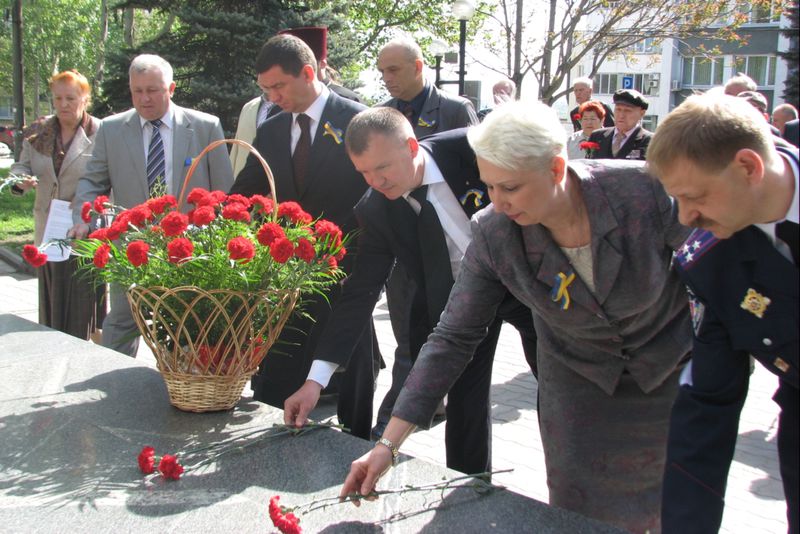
[550,271,576,311]
[323,121,343,144]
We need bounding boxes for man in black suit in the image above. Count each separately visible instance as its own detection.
[284,107,538,474]
[648,94,798,534]
[229,34,376,439]
[588,89,652,160]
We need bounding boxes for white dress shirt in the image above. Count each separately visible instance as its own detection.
[307,148,471,388]
[140,104,175,193]
[290,85,330,154]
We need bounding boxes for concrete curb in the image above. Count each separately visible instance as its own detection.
[0,245,33,276]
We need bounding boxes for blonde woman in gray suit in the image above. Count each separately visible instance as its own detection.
[11,70,105,340]
[341,100,693,533]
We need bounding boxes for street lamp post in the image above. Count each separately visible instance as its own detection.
[430,39,449,88]
[452,0,475,96]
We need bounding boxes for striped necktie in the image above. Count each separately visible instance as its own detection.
[146,119,166,194]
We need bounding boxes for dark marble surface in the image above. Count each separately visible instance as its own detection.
[0,314,625,533]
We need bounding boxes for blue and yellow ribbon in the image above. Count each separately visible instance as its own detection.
[323,121,344,144]
[550,271,576,311]
[417,117,436,128]
[459,188,485,208]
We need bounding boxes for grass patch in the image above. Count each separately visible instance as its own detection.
[0,167,36,255]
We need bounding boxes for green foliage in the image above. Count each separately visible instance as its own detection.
[780,1,798,106]
[0,168,35,254]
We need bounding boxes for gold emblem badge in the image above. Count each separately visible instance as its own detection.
[740,288,771,319]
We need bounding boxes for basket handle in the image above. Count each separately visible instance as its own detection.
[177,139,279,219]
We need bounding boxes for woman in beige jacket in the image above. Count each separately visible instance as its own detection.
[11,69,105,340]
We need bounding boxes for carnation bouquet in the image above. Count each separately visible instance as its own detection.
[63,140,346,411]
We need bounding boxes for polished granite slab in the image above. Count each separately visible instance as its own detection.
[0,314,624,533]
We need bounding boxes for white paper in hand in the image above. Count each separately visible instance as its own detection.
[41,199,74,262]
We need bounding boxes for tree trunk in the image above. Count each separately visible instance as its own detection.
[93,0,109,98]
[513,0,523,97]
[12,0,25,156]
[540,0,557,102]
[123,7,135,47]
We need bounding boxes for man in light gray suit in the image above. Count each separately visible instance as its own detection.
[69,54,234,357]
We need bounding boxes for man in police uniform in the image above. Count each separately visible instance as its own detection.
[648,94,798,534]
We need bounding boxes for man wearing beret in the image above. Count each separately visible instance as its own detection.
[588,88,653,160]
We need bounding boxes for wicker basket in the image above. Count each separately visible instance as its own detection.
[128,285,298,412]
[127,139,297,412]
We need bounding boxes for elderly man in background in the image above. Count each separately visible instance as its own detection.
[569,77,614,131]
[648,94,798,534]
[588,88,653,160]
[724,72,758,96]
[478,79,516,120]
[69,54,233,357]
[773,103,798,138]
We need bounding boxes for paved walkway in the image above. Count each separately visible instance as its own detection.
[0,257,788,533]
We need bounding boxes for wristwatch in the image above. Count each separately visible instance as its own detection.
[376,437,399,466]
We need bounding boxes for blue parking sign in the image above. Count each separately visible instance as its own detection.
[622,76,634,89]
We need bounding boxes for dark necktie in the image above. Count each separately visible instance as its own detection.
[411,185,455,327]
[146,119,165,194]
[776,220,799,265]
[399,101,415,124]
[292,113,312,192]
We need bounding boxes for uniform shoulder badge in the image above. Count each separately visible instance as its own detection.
[675,229,720,269]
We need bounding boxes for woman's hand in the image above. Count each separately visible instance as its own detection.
[339,446,393,507]
[19,176,38,192]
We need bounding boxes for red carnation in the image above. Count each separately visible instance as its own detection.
[314,219,342,248]
[269,237,294,264]
[126,240,150,267]
[137,446,155,474]
[126,205,153,227]
[256,222,285,246]
[161,211,189,237]
[334,246,347,261]
[157,454,184,480]
[250,194,274,214]
[146,195,178,215]
[227,236,255,263]
[222,202,251,222]
[326,255,338,273]
[22,244,47,268]
[88,228,109,241]
[93,243,111,268]
[192,205,216,226]
[294,238,315,263]
[167,238,194,264]
[269,496,302,534]
[225,194,251,207]
[573,113,582,121]
[187,187,210,205]
[579,141,601,151]
[277,201,312,225]
[93,195,110,214]
[81,202,92,223]
[208,190,227,206]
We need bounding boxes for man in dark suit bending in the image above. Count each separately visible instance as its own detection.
[229,34,376,439]
[283,107,537,474]
[589,89,653,161]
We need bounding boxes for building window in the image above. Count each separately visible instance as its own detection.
[631,38,660,54]
[739,0,781,24]
[642,114,658,132]
[594,73,660,96]
[733,55,777,86]
[681,56,724,87]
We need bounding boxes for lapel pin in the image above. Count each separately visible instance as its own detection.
[417,117,436,128]
[740,288,770,319]
[550,271,576,311]
[322,121,343,144]
[459,188,485,208]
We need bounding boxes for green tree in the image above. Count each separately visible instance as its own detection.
[780,1,798,106]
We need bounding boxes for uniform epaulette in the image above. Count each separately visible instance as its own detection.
[674,228,720,269]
